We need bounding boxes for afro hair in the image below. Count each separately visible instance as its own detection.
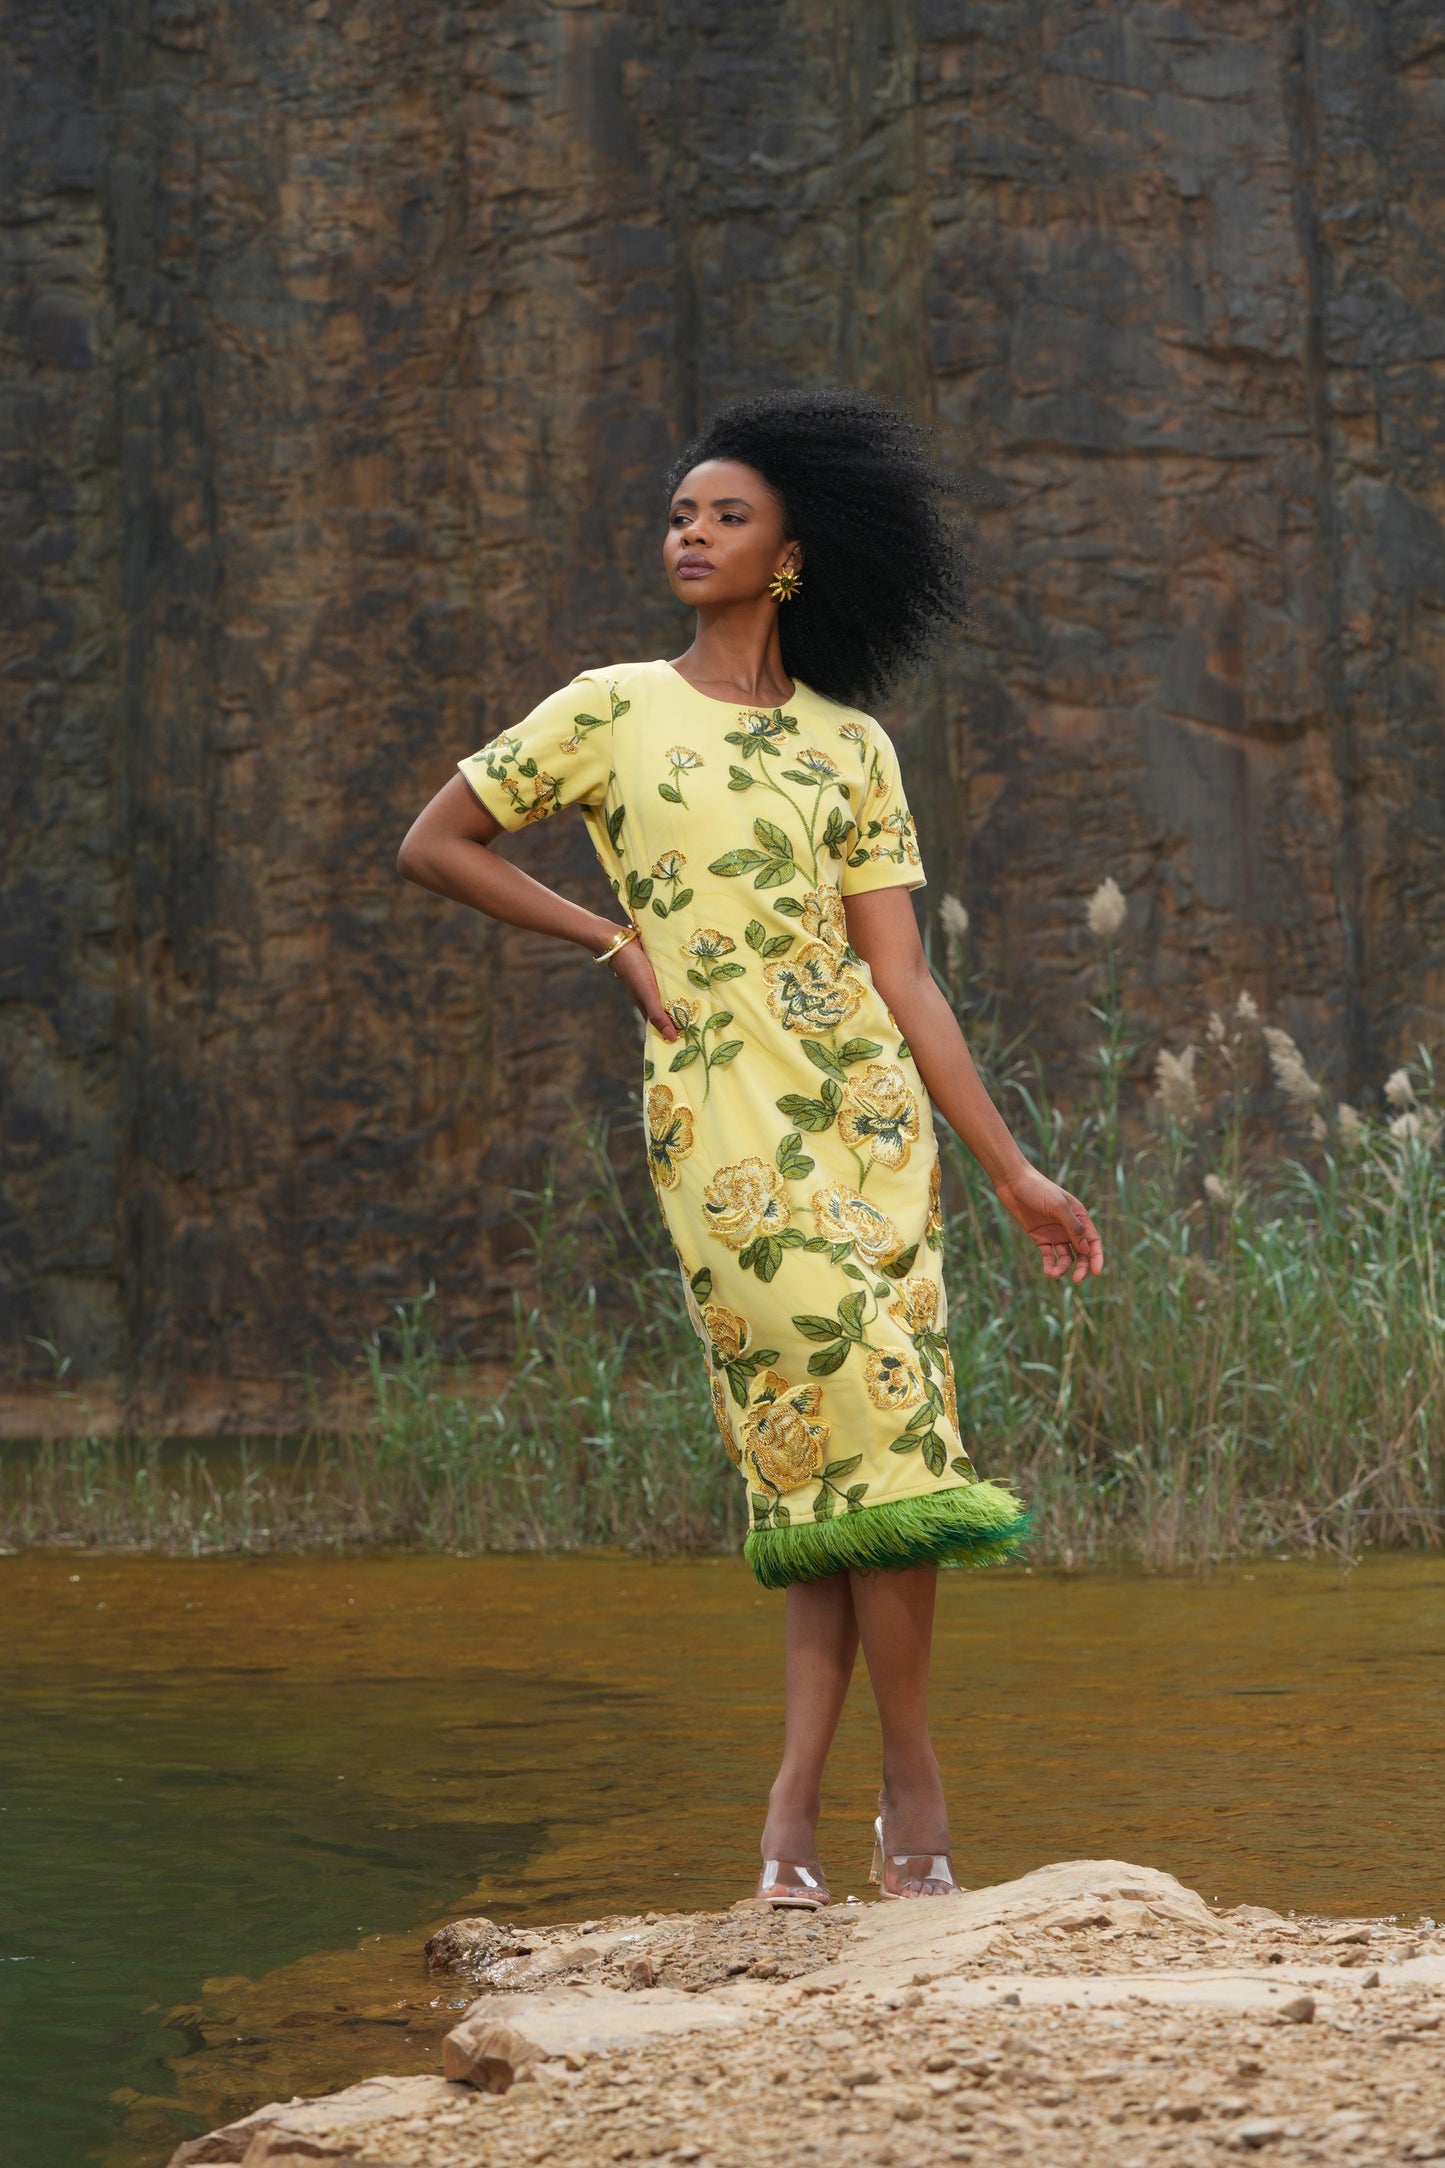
[664,386,970,711]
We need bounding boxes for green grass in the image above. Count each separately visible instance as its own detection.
[5,917,1443,1566]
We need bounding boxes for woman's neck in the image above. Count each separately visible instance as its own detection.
[668,606,795,706]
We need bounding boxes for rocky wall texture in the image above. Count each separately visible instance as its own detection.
[2,0,1442,1417]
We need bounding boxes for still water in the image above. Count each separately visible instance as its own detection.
[2,1550,1443,2167]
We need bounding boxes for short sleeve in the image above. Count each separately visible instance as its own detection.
[839,718,928,895]
[458,672,615,831]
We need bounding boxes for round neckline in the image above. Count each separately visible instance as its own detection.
[655,658,803,710]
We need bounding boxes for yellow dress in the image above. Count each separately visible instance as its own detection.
[460,659,1029,1587]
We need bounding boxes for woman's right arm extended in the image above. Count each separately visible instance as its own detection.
[396,775,679,1038]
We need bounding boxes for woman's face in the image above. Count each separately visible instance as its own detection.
[663,459,801,607]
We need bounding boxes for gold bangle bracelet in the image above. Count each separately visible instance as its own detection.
[593,921,640,965]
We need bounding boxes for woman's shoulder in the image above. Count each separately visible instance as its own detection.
[569,658,666,693]
[791,677,878,734]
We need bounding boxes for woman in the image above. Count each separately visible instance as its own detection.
[398,387,1102,1905]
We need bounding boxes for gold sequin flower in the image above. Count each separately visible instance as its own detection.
[700,1302,749,1364]
[863,1347,926,1411]
[682,927,737,961]
[742,1369,831,1493]
[887,1275,939,1338]
[702,1158,792,1248]
[709,1373,741,1467]
[645,1084,695,1189]
[663,745,703,770]
[837,1063,921,1171]
[798,885,848,952]
[809,1180,904,1267]
[763,941,866,1036]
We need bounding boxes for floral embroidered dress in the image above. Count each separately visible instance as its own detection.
[459,658,1029,1588]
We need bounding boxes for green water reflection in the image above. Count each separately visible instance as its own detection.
[2,1551,1442,2166]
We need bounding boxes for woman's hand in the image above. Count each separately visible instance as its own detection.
[605,930,681,1041]
[993,1165,1103,1283]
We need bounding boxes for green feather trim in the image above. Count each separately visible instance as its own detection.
[744,1481,1032,1591]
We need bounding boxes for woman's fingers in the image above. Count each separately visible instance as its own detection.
[1063,1193,1105,1276]
[610,945,679,1038]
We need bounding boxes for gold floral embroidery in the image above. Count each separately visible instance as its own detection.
[664,745,703,771]
[866,806,922,865]
[939,1355,960,1438]
[796,747,840,779]
[494,771,560,822]
[700,1301,749,1362]
[864,1346,926,1411]
[742,1368,830,1492]
[887,1275,939,1337]
[925,1156,944,1248]
[837,1063,920,1170]
[798,884,848,952]
[763,941,866,1036]
[653,849,686,881]
[682,927,737,961]
[710,1372,742,1467]
[646,1084,695,1189]
[702,1158,792,1247]
[809,1180,904,1266]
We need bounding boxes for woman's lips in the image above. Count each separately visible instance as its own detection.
[677,559,713,578]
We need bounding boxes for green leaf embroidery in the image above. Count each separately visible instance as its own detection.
[881,1244,919,1277]
[710,1039,744,1066]
[775,1131,815,1181]
[837,1289,868,1337]
[775,1093,834,1133]
[792,1314,843,1342]
[658,781,683,804]
[806,1340,852,1377]
[823,1455,863,1480]
[802,1041,848,1083]
[835,1037,883,1065]
[690,1267,713,1302]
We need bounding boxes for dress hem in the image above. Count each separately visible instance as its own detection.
[742,1480,1032,1590]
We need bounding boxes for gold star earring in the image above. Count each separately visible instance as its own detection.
[768,565,802,602]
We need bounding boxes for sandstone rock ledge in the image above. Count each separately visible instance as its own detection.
[169,1861,1445,2168]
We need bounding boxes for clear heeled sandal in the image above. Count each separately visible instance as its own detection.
[754,1858,831,1909]
[868,1814,963,1899]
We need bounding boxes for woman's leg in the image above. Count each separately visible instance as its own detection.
[849,1563,948,1853]
[759,1571,859,1865]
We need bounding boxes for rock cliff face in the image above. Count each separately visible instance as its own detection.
[3,2,1442,1416]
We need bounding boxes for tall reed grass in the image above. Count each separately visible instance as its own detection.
[4,888,1442,1566]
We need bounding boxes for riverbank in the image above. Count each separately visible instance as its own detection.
[170,1860,1445,2167]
